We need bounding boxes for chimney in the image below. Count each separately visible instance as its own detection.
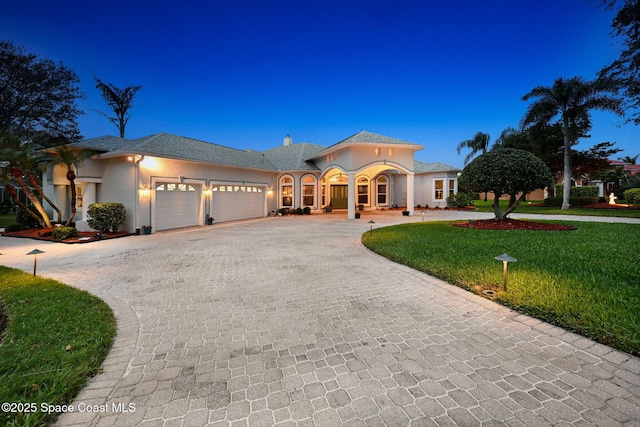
[283,134,292,146]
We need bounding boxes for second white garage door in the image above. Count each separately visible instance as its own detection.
[211,184,265,222]
[155,183,201,231]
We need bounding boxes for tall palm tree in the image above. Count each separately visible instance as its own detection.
[94,77,142,138]
[521,76,624,209]
[456,132,491,165]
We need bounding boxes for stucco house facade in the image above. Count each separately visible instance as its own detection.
[43,130,461,233]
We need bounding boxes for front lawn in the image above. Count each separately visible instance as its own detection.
[362,220,640,356]
[472,199,640,218]
[0,267,116,426]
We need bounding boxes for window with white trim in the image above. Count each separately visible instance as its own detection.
[449,179,456,198]
[280,175,293,207]
[301,175,316,207]
[357,176,369,205]
[434,179,444,200]
[376,175,389,206]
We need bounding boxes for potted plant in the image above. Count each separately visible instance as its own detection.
[206,215,214,225]
[402,210,409,216]
[324,203,332,213]
[142,225,152,235]
[358,204,364,211]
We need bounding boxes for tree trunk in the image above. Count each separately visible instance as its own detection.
[6,185,44,225]
[66,173,77,226]
[561,117,572,210]
[28,174,62,223]
[11,173,52,227]
[492,194,505,220]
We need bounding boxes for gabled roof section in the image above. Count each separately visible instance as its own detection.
[92,133,277,171]
[414,160,461,173]
[262,142,325,171]
[129,133,277,170]
[67,135,134,152]
[306,130,423,160]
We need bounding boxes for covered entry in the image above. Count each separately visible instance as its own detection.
[155,182,202,230]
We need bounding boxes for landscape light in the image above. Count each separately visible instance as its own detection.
[368,220,375,236]
[26,249,45,276]
[494,253,517,291]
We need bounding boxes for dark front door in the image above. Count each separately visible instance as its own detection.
[330,185,348,209]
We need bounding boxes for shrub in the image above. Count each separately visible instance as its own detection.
[446,193,474,207]
[52,226,78,240]
[544,197,599,207]
[624,188,640,203]
[5,223,25,232]
[303,207,311,215]
[294,207,303,215]
[16,206,42,228]
[87,202,126,232]
[555,185,599,198]
[278,207,289,215]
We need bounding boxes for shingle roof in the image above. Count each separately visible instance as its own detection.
[414,160,460,173]
[262,142,325,171]
[67,135,134,152]
[334,130,419,146]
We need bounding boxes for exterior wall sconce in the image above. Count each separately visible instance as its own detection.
[140,185,150,198]
[266,187,273,196]
[494,253,517,291]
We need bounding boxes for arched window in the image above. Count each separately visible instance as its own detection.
[301,175,316,207]
[357,176,369,205]
[376,175,389,206]
[280,175,294,207]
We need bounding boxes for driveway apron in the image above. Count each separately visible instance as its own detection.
[1,212,639,426]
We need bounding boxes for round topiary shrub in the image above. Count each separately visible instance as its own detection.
[87,202,126,233]
[446,193,474,207]
[303,207,311,215]
[52,226,79,240]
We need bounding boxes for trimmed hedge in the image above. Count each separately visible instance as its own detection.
[446,193,474,207]
[544,196,599,207]
[555,185,599,198]
[87,202,126,232]
[52,226,78,240]
[623,188,640,204]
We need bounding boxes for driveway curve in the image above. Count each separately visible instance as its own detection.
[1,212,639,426]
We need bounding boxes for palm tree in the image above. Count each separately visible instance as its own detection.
[618,154,639,164]
[456,132,491,165]
[47,145,95,225]
[521,76,624,209]
[94,77,142,138]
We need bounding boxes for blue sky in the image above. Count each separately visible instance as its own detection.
[2,0,637,168]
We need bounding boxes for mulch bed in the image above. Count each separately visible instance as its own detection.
[452,219,577,231]
[1,227,131,243]
[525,202,639,210]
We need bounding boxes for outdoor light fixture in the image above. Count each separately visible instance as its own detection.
[421,210,425,221]
[26,249,45,276]
[494,253,517,291]
[140,185,150,197]
[368,220,375,236]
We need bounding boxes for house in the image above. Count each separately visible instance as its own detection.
[43,130,461,233]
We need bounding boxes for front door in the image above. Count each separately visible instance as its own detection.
[330,185,348,209]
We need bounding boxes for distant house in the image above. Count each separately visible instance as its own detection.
[43,130,460,233]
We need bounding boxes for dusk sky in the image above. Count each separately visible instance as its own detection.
[2,0,637,168]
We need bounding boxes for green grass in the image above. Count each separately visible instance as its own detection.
[0,214,15,228]
[0,267,116,426]
[362,220,640,356]
[472,199,640,218]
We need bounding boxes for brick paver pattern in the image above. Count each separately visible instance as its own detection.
[1,211,639,426]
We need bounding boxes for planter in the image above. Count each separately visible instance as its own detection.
[358,204,364,211]
[324,206,332,213]
[206,217,214,225]
[142,226,152,235]
[402,211,409,216]
[355,213,361,219]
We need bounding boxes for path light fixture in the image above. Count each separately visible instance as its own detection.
[421,210,425,222]
[368,220,375,236]
[26,249,45,276]
[494,253,517,291]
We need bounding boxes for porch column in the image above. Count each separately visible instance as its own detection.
[406,173,415,216]
[347,172,355,220]
[76,182,96,231]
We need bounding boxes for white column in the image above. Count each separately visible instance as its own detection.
[407,173,415,216]
[347,172,355,220]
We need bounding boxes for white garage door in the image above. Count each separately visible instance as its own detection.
[211,184,265,222]
[155,183,201,231]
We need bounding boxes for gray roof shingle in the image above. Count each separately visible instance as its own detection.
[414,160,460,173]
[262,142,325,171]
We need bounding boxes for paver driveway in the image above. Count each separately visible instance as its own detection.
[1,212,639,426]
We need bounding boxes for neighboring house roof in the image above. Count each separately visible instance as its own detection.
[414,160,460,173]
[262,142,325,171]
[609,159,639,175]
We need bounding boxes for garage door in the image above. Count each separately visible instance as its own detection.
[211,184,265,222]
[155,183,201,230]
